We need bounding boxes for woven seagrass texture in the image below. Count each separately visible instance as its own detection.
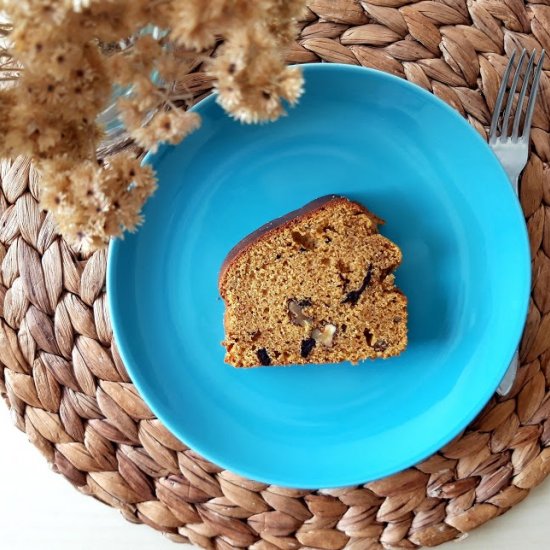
[2,1,550,548]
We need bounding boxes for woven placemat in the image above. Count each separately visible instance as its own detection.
[1,1,550,548]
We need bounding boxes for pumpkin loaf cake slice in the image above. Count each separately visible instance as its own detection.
[219,195,407,367]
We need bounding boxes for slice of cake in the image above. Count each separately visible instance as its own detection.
[219,195,407,367]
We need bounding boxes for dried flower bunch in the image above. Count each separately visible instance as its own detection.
[0,0,306,250]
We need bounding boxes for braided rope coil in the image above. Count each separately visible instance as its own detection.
[2,1,550,548]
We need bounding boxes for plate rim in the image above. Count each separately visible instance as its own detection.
[107,62,531,488]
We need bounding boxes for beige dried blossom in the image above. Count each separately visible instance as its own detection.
[211,27,304,123]
[168,0,261,50]
[266,0,309,46]
[0,0,307,250]
[131,110,201,153]
[39,153,156,250]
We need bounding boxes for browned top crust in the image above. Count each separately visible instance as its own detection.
[218,195,383,296]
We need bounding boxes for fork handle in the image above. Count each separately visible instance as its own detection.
[511,174,519,195]
[496,173,521,396]
[497,350,519,395]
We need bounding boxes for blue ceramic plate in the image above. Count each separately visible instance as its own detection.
[108,64,530,488]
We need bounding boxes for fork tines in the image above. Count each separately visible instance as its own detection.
[489,48,546,144]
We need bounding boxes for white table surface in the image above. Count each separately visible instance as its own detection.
[1,405,548,550]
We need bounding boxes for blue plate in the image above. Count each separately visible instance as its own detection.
[108,63,530,488]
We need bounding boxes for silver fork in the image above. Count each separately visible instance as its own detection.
[488,48,545,396]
